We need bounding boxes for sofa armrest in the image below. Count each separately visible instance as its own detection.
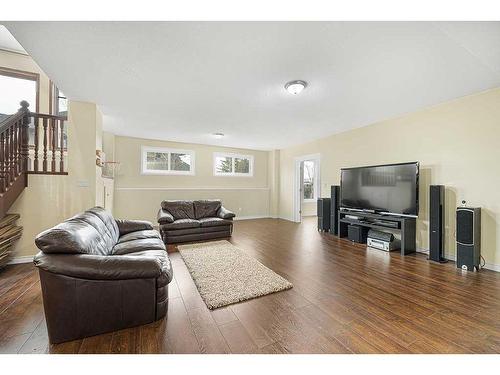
[115,219,153,236]
[33,252,165,281]
[157,208,174,224]
[218,206,235,220]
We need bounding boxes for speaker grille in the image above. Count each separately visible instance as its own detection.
[457,209,474,245]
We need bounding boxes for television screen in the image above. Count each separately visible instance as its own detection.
[340,162,419,216]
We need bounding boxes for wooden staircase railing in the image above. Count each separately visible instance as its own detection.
[0,100,68,218]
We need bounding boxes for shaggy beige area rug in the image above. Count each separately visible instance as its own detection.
[178,240,293,309]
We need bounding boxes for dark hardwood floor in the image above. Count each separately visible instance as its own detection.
[1,217,500,354]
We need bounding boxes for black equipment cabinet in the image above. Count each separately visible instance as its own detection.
[338,210,416,255]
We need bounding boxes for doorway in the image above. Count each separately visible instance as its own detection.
[293,154,321,223]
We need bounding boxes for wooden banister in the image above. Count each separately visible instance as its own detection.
[0,100,68,218]
[0,101,68,193]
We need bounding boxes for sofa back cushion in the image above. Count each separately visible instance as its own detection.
[194,200,222,219]
[35,207,119,255]
[161,200,195,220]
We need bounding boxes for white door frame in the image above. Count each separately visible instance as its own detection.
[293,153,321,223]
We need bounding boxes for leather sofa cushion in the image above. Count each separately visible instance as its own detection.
[160,218,200,230]
[126,250,173,286]
[34,250,172,282]
[194,200,221,219]
[157,209,174,224]
[87,207,120,244]
[118,230,161,244]
[35,208,118,255]
[162,225,229,236]
[112,237,166,256]
[164,230,231,244]
[115,220,153,236]
[199,217,233,227]
[161,200,195,220]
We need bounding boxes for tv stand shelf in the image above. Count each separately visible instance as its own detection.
[338,210,416,255]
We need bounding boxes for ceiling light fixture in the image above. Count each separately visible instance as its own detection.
[285,80,307,95]
[212,132,225,139]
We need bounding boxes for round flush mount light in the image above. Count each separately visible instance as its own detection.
[285,80,307,95]
[212,132,225,139]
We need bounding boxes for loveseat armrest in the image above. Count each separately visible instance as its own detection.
[33,252,169,281]
[218,206,235,220]
[157,208,174,224]
[115,219,153,236]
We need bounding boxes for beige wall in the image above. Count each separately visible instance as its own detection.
[267,150,280,218]
[113,136,270,223]
[101,131,116,213]
[279,88,500,269]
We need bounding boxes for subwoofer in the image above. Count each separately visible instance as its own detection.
[330,185,340,236]
[317,198,331,232]
[456,207,481,271]
[429,185,446,263]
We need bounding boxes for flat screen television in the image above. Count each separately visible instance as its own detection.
[340,162,419,217]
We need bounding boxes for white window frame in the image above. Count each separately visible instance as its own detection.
[141,146,195,176]
[213,152,254,177]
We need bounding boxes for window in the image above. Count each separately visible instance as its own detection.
[49,83,68,150]
[55,88,68,117]
[214,152,253,177]
[141,146,195,175]
[0,67,38,120]
[303,160,317,201]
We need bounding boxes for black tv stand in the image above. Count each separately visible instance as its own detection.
[338,210,416,255]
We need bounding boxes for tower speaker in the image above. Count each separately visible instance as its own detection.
[456,207,481,271]
[317,198,331,232]
[330,185,340,236]
[429,185,446,262]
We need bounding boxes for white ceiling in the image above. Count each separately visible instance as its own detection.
[0,25,26,54]
[3,22,500,150]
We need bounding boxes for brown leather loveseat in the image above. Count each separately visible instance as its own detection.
[157,199,235,244]
[34,207,173,344]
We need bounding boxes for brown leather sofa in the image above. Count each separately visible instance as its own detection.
[34,207,173,344]
[157,200,235,244]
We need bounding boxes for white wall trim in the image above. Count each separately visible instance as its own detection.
[8,256,34,265]
[116,187,269,191]
[418,248,500,273]
[234,215,272,221]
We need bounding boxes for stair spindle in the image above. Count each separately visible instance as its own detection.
[9,126,14,183]
[14,120,18,176]
[51,118,56,172]
[34,117,39,172]
[42,118,48,172]
[0,132,4,193]
[5,129,10,186]
[59,119,64,172]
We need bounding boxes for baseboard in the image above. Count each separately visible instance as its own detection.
[8,256,34,265]
[426,250,500,273]
[234,215,271,221]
